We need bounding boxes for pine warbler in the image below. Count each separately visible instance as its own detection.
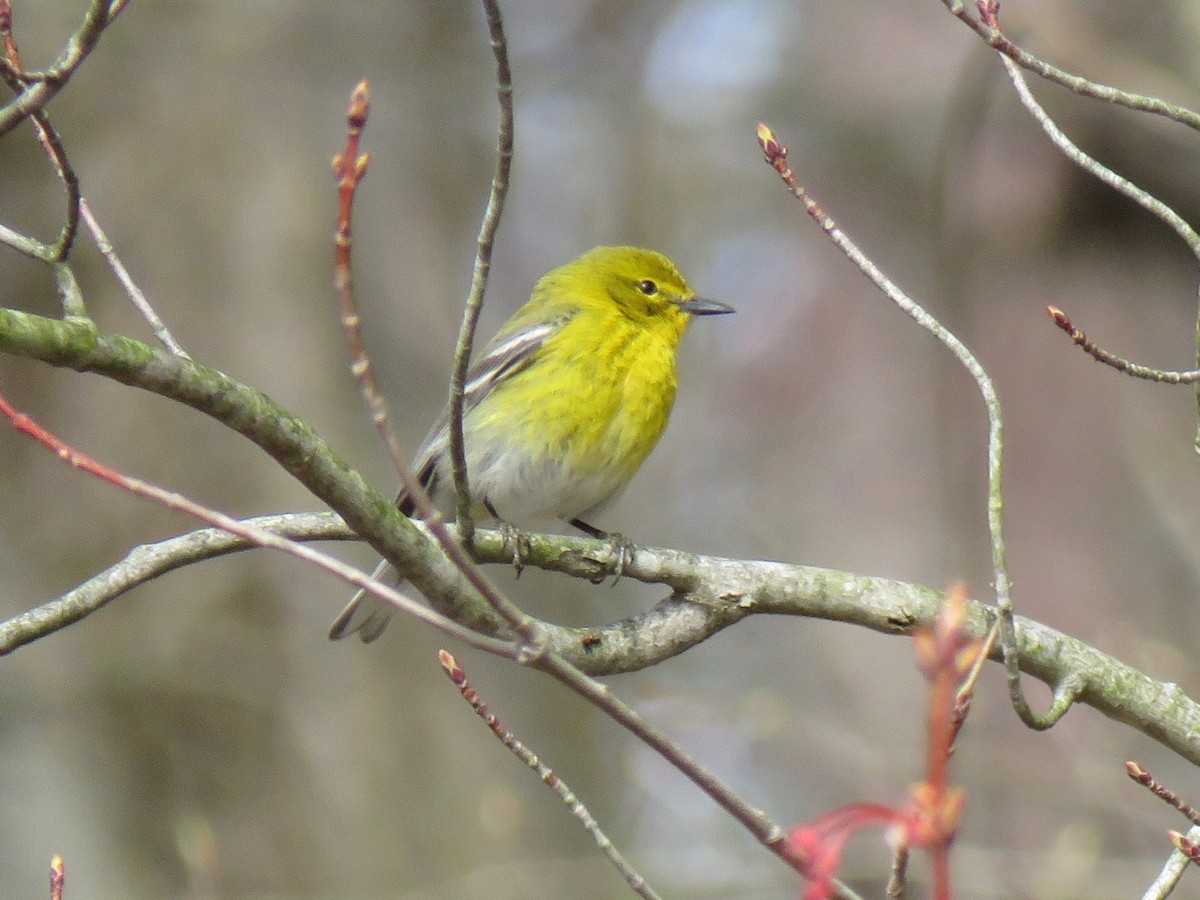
[330,245,733,642]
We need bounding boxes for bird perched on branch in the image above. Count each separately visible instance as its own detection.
[330,245,734,642]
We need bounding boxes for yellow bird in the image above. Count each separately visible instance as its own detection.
[331,246,733,641]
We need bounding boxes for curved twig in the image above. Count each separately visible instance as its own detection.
[1048,306,1200,384]
[0,0,116,138]
[941,0,1200,133]
[448,0,515,544]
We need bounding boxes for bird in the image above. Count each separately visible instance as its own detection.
[330,245,734,642]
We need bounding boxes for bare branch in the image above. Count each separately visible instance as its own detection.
[994,52,1200,261]
[329,79,538,647]
[755,125,1063,730]
[0,0,116,137]
[1127,762,1200,827]
[0,392,517,659]
[7,497,1200,775]
[80,199,189,355]
[1048,306,1200,384]
[449,0,515,544]
[942,0,1200,132]
[440,650,664,900]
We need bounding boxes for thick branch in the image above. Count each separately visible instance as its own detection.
[7,508,1198,768]
[0,306,505,636]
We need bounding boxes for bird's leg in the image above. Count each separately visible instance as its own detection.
[485,498,529,576]
[568,517,635,584]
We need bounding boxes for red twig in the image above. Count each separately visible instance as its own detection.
[948,620,997,750]
[330,83,443,522]
[787,587,983,900]
[331,81,442,518]
[332,80,371,310]
[910,585,981,900]
[0,387,516,656]
[1127,761,1200,826]
[49,854,63,900]
[330,79,410,482]
[0,0,20,70]
[328,81,539,646]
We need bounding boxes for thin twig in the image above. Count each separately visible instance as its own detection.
[329,78,543,650]
[965,0,1200,451]
[940,0,1200,133]
[993,52,1200,260]
[998,33,1200,447]
[886,845,908,899]
[948,618,998,750]
[7,14,177,345]
[79,199,188,354]
[1047,306,1200,384]
[0,388,519,660]
[440,650,663,900]
[0,10,81,268]
[332,81,447,528]
[527,648,871,897]
[0,222,47,258]
[26,113,80,263]
[0,0,114,138]
[755,124,1075,730]
[1127,762,1200,827]
[0,1,15,68]
[2,0,155,352]
[449,0,515,545]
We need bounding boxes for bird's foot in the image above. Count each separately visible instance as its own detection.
[569,517,636,584]
[484,498,531,576]
[497,519,531,576]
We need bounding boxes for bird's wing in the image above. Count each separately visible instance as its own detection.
[399,312,573,510]
[462,316,563,408]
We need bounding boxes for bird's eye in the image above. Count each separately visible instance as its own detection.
[636,279,659,296]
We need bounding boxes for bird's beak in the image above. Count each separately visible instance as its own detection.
[679,296,735,316]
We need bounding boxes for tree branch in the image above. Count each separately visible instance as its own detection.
[7,508,1198,768]
[0,0,118,138]
[0,305,506,636]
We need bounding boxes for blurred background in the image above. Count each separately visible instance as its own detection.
[3,0,1200,896]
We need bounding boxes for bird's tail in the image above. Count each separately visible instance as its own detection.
[328,558,399,642]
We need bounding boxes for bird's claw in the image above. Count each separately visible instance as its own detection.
[568,517,636,584]
[604,531,635,585]
[497,519,531,576]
